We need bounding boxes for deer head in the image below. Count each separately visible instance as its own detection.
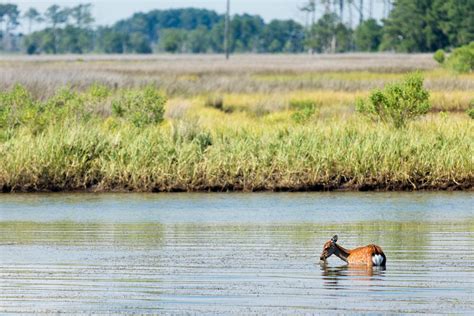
[320,235,338,261]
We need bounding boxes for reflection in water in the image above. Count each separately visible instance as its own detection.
[320,263,386,289]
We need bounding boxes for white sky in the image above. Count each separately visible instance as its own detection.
[8,0,385,29]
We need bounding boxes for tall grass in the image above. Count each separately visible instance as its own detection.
[1,54,472,99]
[0,54,472,192]
[0,110,472,192]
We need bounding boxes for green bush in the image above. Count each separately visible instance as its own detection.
[433,49,445,64]
[87,84,111,100]
[445,43,474,73]
[112,86,166,127]
[468,100,474,119]
[0,85,40,130]
[356,73,431,128]
[290,99,318,123]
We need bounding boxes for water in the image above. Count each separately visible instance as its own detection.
[0,192,473,314]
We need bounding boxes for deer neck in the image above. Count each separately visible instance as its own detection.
[334,244,351,262]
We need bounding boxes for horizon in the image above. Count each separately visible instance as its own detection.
[11,0,386,31]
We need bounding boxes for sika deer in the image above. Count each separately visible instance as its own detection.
[319,235,386,267]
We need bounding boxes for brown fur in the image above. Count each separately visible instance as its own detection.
[320,235,386,267]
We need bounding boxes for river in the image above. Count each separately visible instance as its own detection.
[0,192,473,314]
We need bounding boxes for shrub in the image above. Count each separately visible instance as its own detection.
[87,84,111,100]
[445,43,474,73]
[468,100,474,119]
[290,99,318,123]
[433,49,445,64]
[0,85,41,131]
[112,86,166,127]
[356,73,431,128]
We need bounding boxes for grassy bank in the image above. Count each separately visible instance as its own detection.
[1,116,472,192]
[0,55,472,192]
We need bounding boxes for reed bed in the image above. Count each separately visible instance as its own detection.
[0,54,472,192]
[0,111,472,192]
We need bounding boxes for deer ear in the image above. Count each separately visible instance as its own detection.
[331,235,338,243]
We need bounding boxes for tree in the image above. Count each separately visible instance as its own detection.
[306,13,338,53]
[70,4,94,29]
[23,8,43,34]
[229,14,264,52]
[262,20,304,53]
[380,0,472,52]
[98,28,127,54]
[0,4,20,51]
[159,29,187,53]
[44,5,69,53]
[438,0,474,48]
[45,5,69,29]
[187,27,210,53]
[356,73,431,128]
[355,18,382,51]
[335,23,353,53]
[128,32,152,53]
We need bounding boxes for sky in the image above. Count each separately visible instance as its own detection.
[9,0,386,29]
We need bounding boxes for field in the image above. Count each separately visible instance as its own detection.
[0,54,472,192]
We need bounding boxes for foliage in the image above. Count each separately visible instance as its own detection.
[355,19,382,52]
[158,29,187,53]
[0,80,472,192]
[6,2,472,54]
[356,73,431,128]
[0,85,36,130]
[444,42,474,73]
[111,86,166,127]
[468,100,474,119]
[261,20,304,53]
[306,13,352,53]
[433,49,445,64]
[382,0,473,52]
[290,99,318,123]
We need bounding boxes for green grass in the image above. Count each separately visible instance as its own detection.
[0,106,472,192]
[0,56,473,192]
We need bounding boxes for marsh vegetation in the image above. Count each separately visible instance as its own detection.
[0,54,472,192]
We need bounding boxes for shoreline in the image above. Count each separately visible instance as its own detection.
[2,181,472,193]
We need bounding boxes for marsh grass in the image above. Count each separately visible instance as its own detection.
[1,113,471,192]
[0,54,472,192]
[1,54,472,99]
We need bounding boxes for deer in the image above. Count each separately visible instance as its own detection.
[319,235,386,267]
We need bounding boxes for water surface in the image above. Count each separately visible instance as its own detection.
[1,192,473,314]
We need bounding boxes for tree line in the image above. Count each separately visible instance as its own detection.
[0,0,472,55]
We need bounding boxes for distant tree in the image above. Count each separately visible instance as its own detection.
[438,0,474,48]
[209,20,225,52]
[229,14,264,52]
[380,0,472,52]
[159,29,187,53]
[23,8,43,34]
[99,28,127,54]
[307,13,337,53]
[0,4,20,51]
[335,23,353,53]
[44,5,69,53]
[128,32,152,53]
[59,26,94,53]
[45,5,69,29]
[355,18,382,51]
[187,27,210,53]
[262,20,304,53]
[70,4,94,29]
